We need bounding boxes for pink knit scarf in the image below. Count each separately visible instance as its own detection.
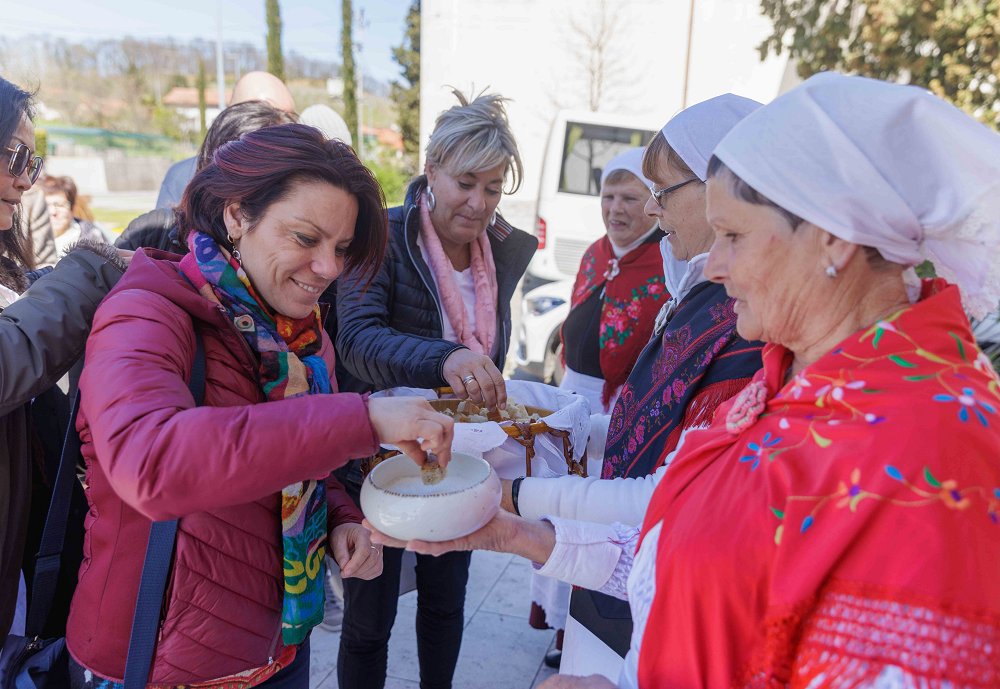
[419,194,498,355]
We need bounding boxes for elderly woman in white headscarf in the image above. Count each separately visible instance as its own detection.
[514,95,767,682]
[557,147,672,417]
[529,147,669,668]
[369,73,1000,689]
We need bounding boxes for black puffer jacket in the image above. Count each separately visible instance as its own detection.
[115,208,185,254]
[335,178,537,392]
[0,242,127,636]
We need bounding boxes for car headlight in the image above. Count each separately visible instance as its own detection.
[526,295,566,316]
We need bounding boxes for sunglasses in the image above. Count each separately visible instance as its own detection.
[650,178,700,209]
[5,143,44,184]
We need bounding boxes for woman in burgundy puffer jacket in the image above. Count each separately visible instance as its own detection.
[66,124,455,688]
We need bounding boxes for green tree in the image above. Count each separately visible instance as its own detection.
[196,57,208,140]
[341,0,358,144]
[758,0,1000,129]
[391,0,420,167]
[266,0,285,81]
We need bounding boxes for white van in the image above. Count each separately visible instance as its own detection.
[527,110,660,282]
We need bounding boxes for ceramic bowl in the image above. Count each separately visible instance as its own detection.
[361,452,501,542]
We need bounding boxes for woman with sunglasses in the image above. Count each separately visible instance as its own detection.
[0,76,131,639]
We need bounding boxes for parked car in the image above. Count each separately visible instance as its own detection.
[527,110,658,282]
[514,279,573,383]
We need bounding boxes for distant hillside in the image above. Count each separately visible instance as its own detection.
[0,34,394,147]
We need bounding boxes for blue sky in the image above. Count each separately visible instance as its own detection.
[7,0,411,83]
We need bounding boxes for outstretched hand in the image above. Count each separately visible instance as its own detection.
[364,509,557,565]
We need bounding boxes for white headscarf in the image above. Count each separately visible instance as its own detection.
[600,147,651,190]
[661,94,763,180]
[713,72,1000,319]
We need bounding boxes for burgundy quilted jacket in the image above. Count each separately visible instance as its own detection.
[66,250,379,683]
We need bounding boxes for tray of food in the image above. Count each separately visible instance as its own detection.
[430,398,548,424]
[368,380,592,480]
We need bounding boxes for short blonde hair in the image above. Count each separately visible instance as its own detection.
[426,88,523,194]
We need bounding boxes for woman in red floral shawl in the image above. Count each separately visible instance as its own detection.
[367,73,1000,689]
[559,147,672,415]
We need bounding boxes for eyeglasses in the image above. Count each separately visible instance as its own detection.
[650,178,700,209]
[5,143,43,184]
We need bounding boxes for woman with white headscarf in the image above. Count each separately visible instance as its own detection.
[369,73,1000,689]
[529,148,669,668]
[454,94,769,682]
[557,147,671,417]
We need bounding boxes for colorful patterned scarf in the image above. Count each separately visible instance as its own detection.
[180,231,329,646]
[565,233,667,409]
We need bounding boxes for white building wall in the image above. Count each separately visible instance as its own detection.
[421,0,792,229]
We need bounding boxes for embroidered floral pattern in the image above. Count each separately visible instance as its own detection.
[602,282,762,479]
[724,286,1000,535]
[598,275,667,352]
[738,431,782,470]
[776,464,999,538]
[933,387,997,426]
[638,283,1000,689]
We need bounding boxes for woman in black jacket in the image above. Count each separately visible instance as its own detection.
[0,76,129,638]
[334,89,537,689]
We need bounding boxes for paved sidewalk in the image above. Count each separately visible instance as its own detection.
[310,551,559,688]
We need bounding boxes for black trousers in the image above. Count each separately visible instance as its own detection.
[338,545,472,689]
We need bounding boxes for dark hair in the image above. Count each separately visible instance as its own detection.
[196,100,298,172]
[177,123,387,284]
[41,174,78,206]
[642,130,697,181]
[0,76,36,285]
[706,155,887,266]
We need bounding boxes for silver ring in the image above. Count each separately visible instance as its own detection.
[370,544,380,551]
[461,374,476,386]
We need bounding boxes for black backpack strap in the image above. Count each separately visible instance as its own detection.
[24,389,84,637]
[123,327,206,688]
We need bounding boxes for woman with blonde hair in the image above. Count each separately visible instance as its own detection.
[335,89,537,689]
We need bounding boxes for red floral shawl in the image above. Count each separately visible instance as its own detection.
[637,280,1000,688]
[564,235,667,408]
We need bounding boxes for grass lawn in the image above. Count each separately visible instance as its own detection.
[91,208,146,235]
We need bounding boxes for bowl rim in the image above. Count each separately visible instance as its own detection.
[366,453,494,498]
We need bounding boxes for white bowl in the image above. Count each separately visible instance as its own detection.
[361,453,501,542]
